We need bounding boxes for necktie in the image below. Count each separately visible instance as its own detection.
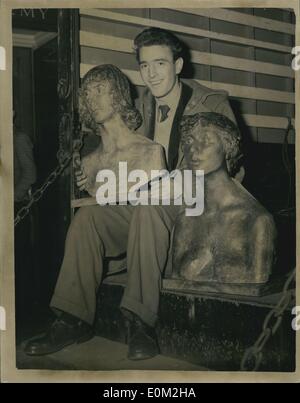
[159,104,170,123]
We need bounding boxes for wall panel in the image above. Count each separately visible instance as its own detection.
[79,7,296,144]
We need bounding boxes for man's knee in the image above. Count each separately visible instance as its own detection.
[75,205,101,220]
[66,206,114,250]
[131,205,171,233]
[132,205,160,222]
[71,205,127,236]
[70,205,109,233]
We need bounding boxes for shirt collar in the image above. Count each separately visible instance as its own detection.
[155,81,182,113]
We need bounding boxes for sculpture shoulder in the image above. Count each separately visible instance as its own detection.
[226,202,275,235]
[218,180,274,224]
[127,133,164,153]
[82,147,102,166]
[129,132,155,146]
[81,147,105,177]
[251,212,277,239]
[124,134,167,169]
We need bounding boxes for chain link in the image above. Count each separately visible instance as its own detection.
[14,125,84,227]
[241,267,296,371]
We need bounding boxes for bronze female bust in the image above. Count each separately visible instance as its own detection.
[172,112,276,285]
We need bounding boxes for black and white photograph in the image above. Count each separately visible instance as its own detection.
[0,0,299,383]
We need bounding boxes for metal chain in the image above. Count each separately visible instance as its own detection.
[240,267,296,371]
[14,129,83,227]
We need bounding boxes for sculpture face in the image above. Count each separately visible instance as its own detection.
[139,45,183,98]
[182,125,225,175]
[84,81,115,124]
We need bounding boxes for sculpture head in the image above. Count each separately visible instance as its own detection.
[79,64,142,131]
[180,112,242,176]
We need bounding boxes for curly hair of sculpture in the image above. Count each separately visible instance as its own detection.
[172,112,276,287]
[79,64,142,132]
[180,111,243,177]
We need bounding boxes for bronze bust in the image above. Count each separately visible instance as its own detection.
[172,112,276,285]
[78,64,166,198]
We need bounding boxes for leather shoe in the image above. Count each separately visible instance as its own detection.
[24,314,94,356]
[126,315,159,361]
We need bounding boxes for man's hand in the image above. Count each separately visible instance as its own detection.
[75,168,88,191]
[73,152,88,191]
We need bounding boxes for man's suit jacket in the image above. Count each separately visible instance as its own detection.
[136,79,237,172]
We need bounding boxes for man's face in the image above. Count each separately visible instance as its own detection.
[182,126,225,175]
[139,45,183,98]
[84,81,115,124]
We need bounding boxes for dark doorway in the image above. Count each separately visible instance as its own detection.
[13,24,61,342]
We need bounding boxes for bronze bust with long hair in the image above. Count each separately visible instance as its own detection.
[78,64,166,198]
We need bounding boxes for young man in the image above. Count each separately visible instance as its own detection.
[24,28,237,361]
[134,28,237,171]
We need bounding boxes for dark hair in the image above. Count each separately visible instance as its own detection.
[180,112,243,177]
[79,64,142,132]
[134,27,183,62]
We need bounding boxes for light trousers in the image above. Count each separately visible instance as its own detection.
[50,204,180,327]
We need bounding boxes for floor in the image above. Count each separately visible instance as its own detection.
[16,336,207,371]
[15,298,207,372]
